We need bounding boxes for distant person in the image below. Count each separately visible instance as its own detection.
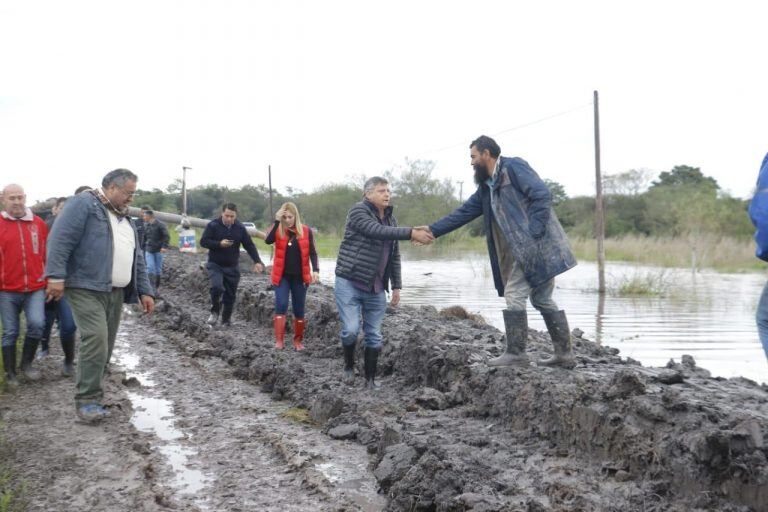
[134,204,152,255]
[264,202,319,350]
[200,202,265,327]
[334,176,434,389]
[0,184,48,386]
[142,209,170,295]
[424,135,578,369]
[39,196,77,376]
[749,152,768,362]
[46,169,155,423]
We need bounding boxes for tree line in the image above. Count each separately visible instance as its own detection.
[134,161,752,241]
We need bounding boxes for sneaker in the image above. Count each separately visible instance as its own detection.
[206,312,219,325]
[22,366,41,381]
[37,348,49,360]
[76,404,109,423]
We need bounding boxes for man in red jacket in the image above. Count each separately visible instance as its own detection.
[0,184,48,386]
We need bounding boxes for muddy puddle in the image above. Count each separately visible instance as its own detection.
[113,315,387,511]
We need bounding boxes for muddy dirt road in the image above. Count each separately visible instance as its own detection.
[2,249,768,511]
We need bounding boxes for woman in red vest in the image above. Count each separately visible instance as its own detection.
[265,202,319,350]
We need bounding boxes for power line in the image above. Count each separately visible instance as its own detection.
[418,102,593,157]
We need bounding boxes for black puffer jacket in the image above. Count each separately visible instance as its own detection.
[335,200,411,291]
[144,220,170,253]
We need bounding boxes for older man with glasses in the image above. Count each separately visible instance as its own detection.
[46,169,155,423]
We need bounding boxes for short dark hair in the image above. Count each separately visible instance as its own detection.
[470,135,501,158]
[74,186,91,194]
[222,202,237,212]
[141,205,152,211]
[143,210,154,216]
[363,176,389,194]
[55,197,67,207]
[102,168,138,188]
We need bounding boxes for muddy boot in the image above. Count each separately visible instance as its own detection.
[539,310,576,369]
[274,315,287,349]
[20,336,41,381]
[292,318,306,351]
[342,343,356,383]
[207,299,221,325]
[363,346,381,390]
[488,309,530,367]
[2,346,19,388]
[220,303,233,327]
[61,334,75,377]
[153,275,161,298]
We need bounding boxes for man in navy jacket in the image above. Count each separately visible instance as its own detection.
[200,202,264,326]
[428,136,577,369]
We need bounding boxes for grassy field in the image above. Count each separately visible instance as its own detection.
[167,226,763,273]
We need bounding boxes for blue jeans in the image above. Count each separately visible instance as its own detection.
[145,251,164,276]
[0,289,46,347]
[333,276,387,349]
[42,296,77,350]
[275,276,308,318]
[756,281,768,361]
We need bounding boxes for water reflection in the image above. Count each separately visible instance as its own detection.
[316,252,768,384]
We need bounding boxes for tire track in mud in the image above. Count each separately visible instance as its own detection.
[115,313,386,511]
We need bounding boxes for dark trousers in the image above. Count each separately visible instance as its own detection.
[206,261,240,313]
[42,296,77,351]
[274,275,307,318]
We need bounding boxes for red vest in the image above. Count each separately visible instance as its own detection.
[0,214,48,293]
[271,226,311,285]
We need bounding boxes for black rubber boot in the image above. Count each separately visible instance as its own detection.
[61,334,75,377]
[539,310,576,369]
[2,345,18,387]
[20,336,41,381]
[488,309,530,367]
[363,346,381,390]
[220,303,233,327]
[153,275,161,297]
[342,344,356,383]
[207,298,221,325]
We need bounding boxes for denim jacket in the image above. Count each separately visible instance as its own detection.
[749,153,768,261]
[430,156,576,294]
[45,191,153,303]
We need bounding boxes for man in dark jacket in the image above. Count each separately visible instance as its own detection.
[427,136,577,369]
[200,202,264,327]
[334,176,434,389]
[142,209,170,294]
[46,169,155,423]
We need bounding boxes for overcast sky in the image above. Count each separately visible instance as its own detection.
[2,0,766,205]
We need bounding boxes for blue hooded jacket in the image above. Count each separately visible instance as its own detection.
[748,153,768,261]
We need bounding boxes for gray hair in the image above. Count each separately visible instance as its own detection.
[363,176,389,195]
[102,168,138,188]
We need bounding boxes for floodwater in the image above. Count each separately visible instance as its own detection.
[316,252,768,384]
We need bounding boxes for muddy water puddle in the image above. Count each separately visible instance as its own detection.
[113,317,387,511]
[113,330,212,507]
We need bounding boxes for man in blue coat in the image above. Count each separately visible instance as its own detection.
[748,152,768,362]
[428,136,577,368]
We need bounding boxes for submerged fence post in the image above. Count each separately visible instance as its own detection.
[594,90,606,294]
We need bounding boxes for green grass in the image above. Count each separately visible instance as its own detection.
[609,269,674,297]
[279,407,314,425]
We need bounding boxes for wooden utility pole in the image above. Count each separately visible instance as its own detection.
[268,165,274,219]
[182,166,192,216]
[593,91,606,294]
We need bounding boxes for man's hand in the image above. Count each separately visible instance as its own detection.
[253,262,265,273]
[46,281,65,302]
[390,289,401,307]
[411,226,435,246]
[160,248,168,253]
[311,271,320,284]
[220,239,234,248]
[140,295,155,314]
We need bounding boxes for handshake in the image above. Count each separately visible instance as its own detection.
[410,226,435,246]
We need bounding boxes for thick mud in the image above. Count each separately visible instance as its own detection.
[145,250,768,511]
